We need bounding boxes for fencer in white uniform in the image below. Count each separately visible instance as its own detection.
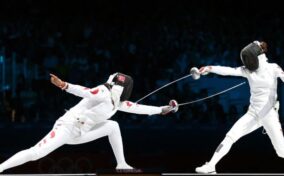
[0,72,178,173]
[194,41,284,174]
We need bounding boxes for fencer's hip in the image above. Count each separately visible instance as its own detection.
[55,112,97,137]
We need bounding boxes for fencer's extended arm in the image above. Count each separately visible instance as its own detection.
[50,73,106,99]
[274,64,284,82]
[204,66,246,77]
[118,101,162,115]
[65,83,105,100]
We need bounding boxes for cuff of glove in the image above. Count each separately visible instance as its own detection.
[60,82,68,90]
[160,106,172,115]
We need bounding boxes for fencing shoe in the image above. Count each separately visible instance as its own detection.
[195,162,216,174]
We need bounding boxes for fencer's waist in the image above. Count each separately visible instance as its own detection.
[250,93,276,105]
[63,111,93,124]
[67,111,100,133]
[249,100,277,118]
[69,110,111,124]
[249,100,276,110]
[250,90,276,98]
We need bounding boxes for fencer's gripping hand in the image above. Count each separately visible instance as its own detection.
[161,100,179,115]
[190,67,201,80]
[199,66,212,75]
[50,73,68,90]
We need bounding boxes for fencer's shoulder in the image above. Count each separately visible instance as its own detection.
[239,66,249,73]
[270,63,278,66]
[96,84,108,90]
[270,63,282,69]
[88,85,110,96]
[240,66,246,70]
[97,85,110,93]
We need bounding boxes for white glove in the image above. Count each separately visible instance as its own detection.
[190,67,201,80]
[199,66,212,75]
[161,100,179,115]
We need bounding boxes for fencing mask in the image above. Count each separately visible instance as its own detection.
[106,73,133,102]
[240,41,265,72]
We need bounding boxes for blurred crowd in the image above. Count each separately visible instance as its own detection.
[0,0,283,128]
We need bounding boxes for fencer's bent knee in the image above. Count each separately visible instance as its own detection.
[107,121,120,132]
[110,121,120,134]
[225,134,237,143]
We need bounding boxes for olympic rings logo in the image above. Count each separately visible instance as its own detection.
[38,156,93,173]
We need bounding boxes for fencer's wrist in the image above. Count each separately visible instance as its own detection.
[199,66,212,75]
[60,82,68,90]
[160,106,164,114]
[160,106,168,115]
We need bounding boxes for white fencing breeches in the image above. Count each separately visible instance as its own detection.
[0,120,129,172]
[209,107,284,167]
[0,123,72,172]
[226,108,284,158]
[67,120,128,166]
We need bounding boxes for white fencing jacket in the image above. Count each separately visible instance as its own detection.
[209,54,284,118]
[57,83,162,131]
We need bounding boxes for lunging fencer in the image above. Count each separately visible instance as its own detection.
[0,72,178,173]
[193,41,284,174]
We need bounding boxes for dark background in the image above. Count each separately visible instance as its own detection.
[0,0,284,174]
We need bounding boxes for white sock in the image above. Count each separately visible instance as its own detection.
[208,136,234,167]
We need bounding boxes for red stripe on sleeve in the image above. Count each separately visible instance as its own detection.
[126,101,133,107]
[50,131,56,138]
[90,88,99,95]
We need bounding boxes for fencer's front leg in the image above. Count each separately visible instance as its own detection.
[66,120,133,169]
[108,121,133,170]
